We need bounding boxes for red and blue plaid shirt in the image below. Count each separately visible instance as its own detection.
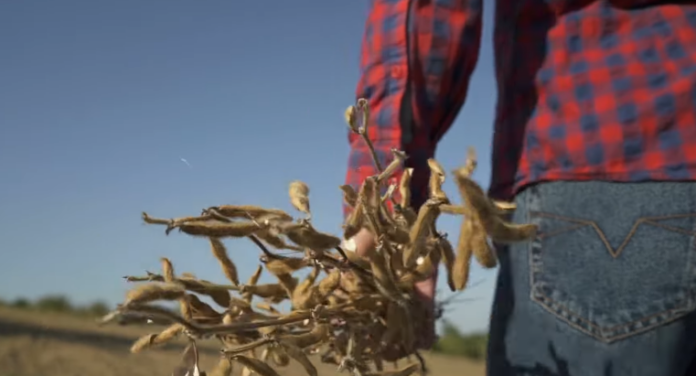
[345,0,696,214]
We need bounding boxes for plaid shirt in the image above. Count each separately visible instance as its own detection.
[345,0,696,215]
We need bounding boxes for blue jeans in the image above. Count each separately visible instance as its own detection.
[486,181,696,376]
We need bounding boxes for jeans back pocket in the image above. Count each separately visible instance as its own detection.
[526,183,696,343]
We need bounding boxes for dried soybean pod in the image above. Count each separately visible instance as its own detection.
[401,248,437,284]
[222,311,234,325]
[245,283,288,301]
[260,347,271,362]
[382,183,397,203]
[427,158,446,177]
[187,294,223,320]
[489,219,537,243]
[280,323,330,349]
[372,262,404,301]
[453,176,495,220]
[492,199,516,212]
[201,286,232,309]
[343,202,364,240]
[303,264,321,286]
[386,225,411,245]
[317,269,341,297]
[168,213,222,227]
[340,184,358,207]
[452,219,474,290]
[231,355,282,376]
[345,104,359,132]
[160,257,176,282]
[361,196,385,238]
[124,282,185,306]
[367,244,403,301]
[209,205,293,221]
[403,202,440,267]
[176,221,261,238]
[344,177,377,239]
[454,146,478,178]
[399,168,414,209]
[377,149,408,182]
[291,274,319,309]
[288,265,319,308]
[209,237,240,285]
[388,243,406,276]
[255,302,280,315]
[255,227,302,251]
[178,279,231,308]
[208,357,234,376]
[142,212,170,225]
[440,204,467,215]
[221,337,273,356]
[242,265,263,302]
[470,218,497,268]
[438,237,457,291]
[400,206,418,227]
[264,257,308,275]
[454,175,536,242]
[279,341,318,376]
[173,277,208,291]
[427,158,449,202]
[286,225,342,251]
[381,302,403,346]
[289,180,311,215]
[160,258,193,319]
[409,202,441,245]
[130,323,183,353]
[365,176,383,211]
[379,195,398,228]
[269,346,290,366]
[273,272,299,302]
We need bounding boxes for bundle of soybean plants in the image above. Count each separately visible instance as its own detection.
[98,99,537,376]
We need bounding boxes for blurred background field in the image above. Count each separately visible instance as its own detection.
[0,295,486,376]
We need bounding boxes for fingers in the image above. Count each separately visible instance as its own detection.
[345,228,438,355]
[339,228,375,291]
[351,228,376,257]
[414,268,437,300]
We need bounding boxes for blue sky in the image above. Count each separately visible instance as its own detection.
[0,1,498,333]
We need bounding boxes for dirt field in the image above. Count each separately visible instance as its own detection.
[0,306,485,376]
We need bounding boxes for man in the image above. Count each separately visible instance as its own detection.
[344,1,696,375]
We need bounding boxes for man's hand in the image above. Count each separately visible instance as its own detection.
[348,228,438,360]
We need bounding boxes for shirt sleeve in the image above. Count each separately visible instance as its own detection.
[344,0,483,217]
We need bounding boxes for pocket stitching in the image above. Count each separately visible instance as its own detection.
[528,210,696,343]
[532,289,687,343]
[532,211,696,258]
